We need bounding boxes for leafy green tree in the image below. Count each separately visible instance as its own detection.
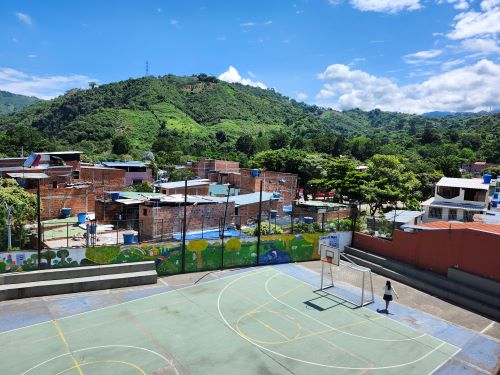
[0,179,37,249]
[112,135,131,155]
[215,130,228,143]
[349,136,378,161]
[364,154,420,216]
[325,158,358,202]
[269,131,289,150]
[235,135,256,156]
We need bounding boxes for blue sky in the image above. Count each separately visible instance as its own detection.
[1,0,499,113]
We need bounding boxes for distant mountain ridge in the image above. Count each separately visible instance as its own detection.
[0,90,41,115]
[423,109,500,117]
[0,74,498,164]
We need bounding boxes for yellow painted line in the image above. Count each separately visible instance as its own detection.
[56,360,146,375]
[54,320,84,375]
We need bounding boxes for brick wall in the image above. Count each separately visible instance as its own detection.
[160,185,209,195]
[32,186,96,219]
[80,166,126,197]
[292,205,351,222]
[125,169,153,185]
[191,158,240,179]
[140,202,235,240]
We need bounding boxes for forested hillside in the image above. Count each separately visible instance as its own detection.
[0,90,40,115]
[0,74,498,172]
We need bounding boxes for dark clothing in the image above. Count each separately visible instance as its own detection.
[383,294,393,302]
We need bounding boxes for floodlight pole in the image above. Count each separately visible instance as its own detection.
[4,202,12,251]
[256,180,263,265]
[37,180,42,269]
[220,184,232,269]
[181,180,187,274]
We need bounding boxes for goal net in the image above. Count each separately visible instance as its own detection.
[320,255,374,307]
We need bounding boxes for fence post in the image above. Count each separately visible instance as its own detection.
[116,220,119,244]
[161,219,164,241]
[66,222,69,248]
[181,180,187,273]
[256,180,263,265]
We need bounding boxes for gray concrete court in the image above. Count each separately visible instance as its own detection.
[0,261,498,374]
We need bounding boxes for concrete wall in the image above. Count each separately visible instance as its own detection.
[352,229,500,282]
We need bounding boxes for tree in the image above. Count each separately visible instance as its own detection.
[235,135,256,156]
[269,131,290,150]
[0,179,37,249]
[349,136,378,161]
[364,154,420,216]
[88,82,97,89]
[215,130,228,143]
[112,135,131,155]
[325,158,358,203]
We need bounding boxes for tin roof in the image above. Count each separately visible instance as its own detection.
[436,177,488,190]
[154,179,211,189]
[101,161,147,168]
[415,221,500,235]
[384,210,425,223]
[7,172,49,179]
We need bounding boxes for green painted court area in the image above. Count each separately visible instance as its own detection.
[1,267,459,374]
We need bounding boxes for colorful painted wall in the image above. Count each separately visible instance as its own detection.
[0,233,326,276]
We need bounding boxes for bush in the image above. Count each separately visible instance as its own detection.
[293,222,322,233]
[253,222,283,235]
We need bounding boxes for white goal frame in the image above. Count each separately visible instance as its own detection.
[319,250,374,307]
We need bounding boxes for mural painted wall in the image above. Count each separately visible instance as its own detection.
[0,233,329,276]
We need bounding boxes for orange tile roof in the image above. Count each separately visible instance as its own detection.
[417,221,500,234]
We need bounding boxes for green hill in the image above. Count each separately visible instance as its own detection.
[0,74,498,165]
[0,90,40,115]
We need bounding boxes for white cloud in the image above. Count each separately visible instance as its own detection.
[218,66,267,89]
[15,12,32,26]
[170,19,178,26]
[447,1,500,39]
[240,22,256,27]
[296,92,308,101]
[461,38,500,54]
[403,49,443,64]
[0,67,98,99]
[264,20,273,25]
[441,59,466,70]
[27,54,37,59]
[348,0,421,13]
[247,71,256,78]
[437,0,471,10]
[315,60,500,113]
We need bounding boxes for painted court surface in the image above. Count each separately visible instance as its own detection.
[1,266,476,375]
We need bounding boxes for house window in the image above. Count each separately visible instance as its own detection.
[436,186,460,199]
[143,208,147,216]
[73,171,80,180]
[463,189,486,202]
[133,179,144,185]
[52,181,58,189]
[429,207,442,219]
[448,209,457,221]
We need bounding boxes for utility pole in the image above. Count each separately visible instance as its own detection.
[4,203,12,250]
[256,180,263,265]
[181,180,187,273]
[145,61,149,76]
[220,184,233,269]
[37,180,42,269]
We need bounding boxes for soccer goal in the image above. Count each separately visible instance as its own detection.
[319,245,374,307]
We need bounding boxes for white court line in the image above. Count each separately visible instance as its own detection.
[0,267,270,336]
[480,321,495,334]
[217,269,453,370]
[273,266,461,350]
[264,272,429,342]
[428,346,462,375]
[20,344,178,375]
[158,278,169,286]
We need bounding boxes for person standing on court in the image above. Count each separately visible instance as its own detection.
[383,280,398,312]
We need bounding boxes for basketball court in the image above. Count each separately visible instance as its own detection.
[0,262,464,375]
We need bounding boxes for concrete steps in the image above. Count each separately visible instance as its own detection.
[0,261,157,301]
[344,247,500,320]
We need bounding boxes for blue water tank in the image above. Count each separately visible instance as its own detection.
[483,174,492,184]
[283,205,293,213]
[111,192,120,201]
[77,213,87,224]
[251,169,260,177]
[494,193,499,199]
[273,192,281,199]
[304,217,313,224]
[123,232,135,244]
[492,200,498,208]
[270,210,277,218]
[60,208,71,218]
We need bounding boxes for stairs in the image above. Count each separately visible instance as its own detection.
[0,261,157,301]
[344,247,500,320]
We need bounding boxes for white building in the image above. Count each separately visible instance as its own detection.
[421,177,490,222]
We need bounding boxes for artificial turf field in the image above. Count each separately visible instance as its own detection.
[0,266,465,375]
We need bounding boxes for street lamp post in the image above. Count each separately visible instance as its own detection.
[4,202,12,251]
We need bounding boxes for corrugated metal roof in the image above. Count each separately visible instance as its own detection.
[7,172,49,179]
[436,177,488,190]
[101,161,147,168]
[155,179,211,189]
[425,198,487,211]
[384,210,425,223]
[230,192,273,206]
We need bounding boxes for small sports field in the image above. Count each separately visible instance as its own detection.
[0,266,464,375]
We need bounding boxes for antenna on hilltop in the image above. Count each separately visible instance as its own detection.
[145,61,149,77]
